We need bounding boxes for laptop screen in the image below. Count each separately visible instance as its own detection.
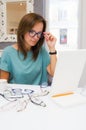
[51,50,86,96]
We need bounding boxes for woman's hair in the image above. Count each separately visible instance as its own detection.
[17,13,46,60]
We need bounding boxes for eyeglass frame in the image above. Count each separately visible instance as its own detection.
[0,87,49,113]
[0,86,49,109]
[28,30,43,39]
[0,88,34,102]
[12,88,34,95]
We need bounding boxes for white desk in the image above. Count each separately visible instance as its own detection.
[0,84,86,130]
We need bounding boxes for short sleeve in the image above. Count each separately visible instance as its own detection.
[0,49,11,72]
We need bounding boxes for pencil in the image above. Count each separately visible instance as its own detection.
[52,92,74,98]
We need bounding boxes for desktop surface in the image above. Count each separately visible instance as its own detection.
[0,84,86,130]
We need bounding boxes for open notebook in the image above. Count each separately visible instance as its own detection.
[50,50,86,107]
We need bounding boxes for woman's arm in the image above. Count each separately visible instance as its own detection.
[0,70,10,82]
[44,32,57,76]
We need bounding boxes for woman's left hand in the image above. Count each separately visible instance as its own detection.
[43,32,57,50]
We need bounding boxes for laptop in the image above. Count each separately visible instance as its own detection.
[50,49,86,107]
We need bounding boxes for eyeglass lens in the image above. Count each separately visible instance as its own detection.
[29,30,43,38]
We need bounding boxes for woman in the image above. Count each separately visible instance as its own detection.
[0,13,57,85]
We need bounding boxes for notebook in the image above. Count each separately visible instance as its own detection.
[50,49,86,107]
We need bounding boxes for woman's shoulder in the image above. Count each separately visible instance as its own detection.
[41,45,49,53]
[2,45,17,57]
[3,44,17,52]
[3,45,13,52]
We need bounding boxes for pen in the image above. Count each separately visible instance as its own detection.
[52,92,74,98]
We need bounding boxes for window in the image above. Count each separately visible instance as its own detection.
[47,0,79,50]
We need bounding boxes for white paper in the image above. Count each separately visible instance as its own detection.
[51,93,86,107]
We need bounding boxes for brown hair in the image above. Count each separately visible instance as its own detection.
[17,13,46,60]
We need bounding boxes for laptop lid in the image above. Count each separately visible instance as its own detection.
[51,49,86,96]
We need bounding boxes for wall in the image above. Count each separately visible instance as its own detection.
[78,0,86,87]
[78,62,86,87]
[34,0,45,17]
[79,0,86,49]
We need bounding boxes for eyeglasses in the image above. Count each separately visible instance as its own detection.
[0,88,34,102]
[12,88,34,96]
[28,94,46,107]
[0,96,29,112]
[0,88,34,112]
[0,87,49,112]
[28,30,43,38]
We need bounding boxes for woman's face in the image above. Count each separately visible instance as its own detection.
[24,22,43,49]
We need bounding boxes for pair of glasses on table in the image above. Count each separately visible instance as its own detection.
[0,88,34,101]
[0,89,34,112]
[0,87,49,107]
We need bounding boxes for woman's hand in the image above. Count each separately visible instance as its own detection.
[43,32,57,51]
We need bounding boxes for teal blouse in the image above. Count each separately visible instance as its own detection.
[0,46,50,85]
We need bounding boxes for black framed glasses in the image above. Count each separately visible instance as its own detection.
[28,30,43,38]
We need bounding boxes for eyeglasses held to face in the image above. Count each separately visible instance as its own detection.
[28,30,43,38]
